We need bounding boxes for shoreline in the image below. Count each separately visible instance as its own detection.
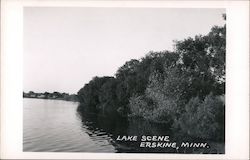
[23,97,79,102]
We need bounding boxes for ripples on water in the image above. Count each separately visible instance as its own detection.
[23,98,224,153]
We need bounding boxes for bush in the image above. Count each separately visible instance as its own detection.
[129,94,177,124]
[128,95,153,118]
[175,93,225,141]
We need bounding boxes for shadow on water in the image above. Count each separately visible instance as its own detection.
[76,105,224,153]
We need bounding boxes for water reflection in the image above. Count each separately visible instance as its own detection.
[23,99,224,153]
[76,105,224,153]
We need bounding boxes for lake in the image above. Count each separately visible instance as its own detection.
[23,98,224,153]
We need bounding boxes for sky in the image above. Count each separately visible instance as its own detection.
[23,7,225,94]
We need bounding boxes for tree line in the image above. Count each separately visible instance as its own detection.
[77,15,225,141]
[23,91,79,102]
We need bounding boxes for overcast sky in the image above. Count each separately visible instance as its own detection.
[23,7,225,94]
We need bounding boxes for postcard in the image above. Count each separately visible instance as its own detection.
[1,0,249,159]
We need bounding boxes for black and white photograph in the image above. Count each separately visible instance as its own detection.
[23,7,225,153]
[1,0,249,159]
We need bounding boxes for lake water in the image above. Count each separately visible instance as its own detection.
[23,98,224,153]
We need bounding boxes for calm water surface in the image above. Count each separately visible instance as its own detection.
[23,98,224,153]
[24,98,116,152]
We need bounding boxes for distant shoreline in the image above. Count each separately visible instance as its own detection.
[23,91,79,102]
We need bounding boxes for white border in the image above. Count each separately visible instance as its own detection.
[1,0,249,159]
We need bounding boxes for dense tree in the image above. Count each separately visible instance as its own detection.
[174,23,225,96]
[174,93,225,141]
[98,77,118,115]
[78,76,114,112]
